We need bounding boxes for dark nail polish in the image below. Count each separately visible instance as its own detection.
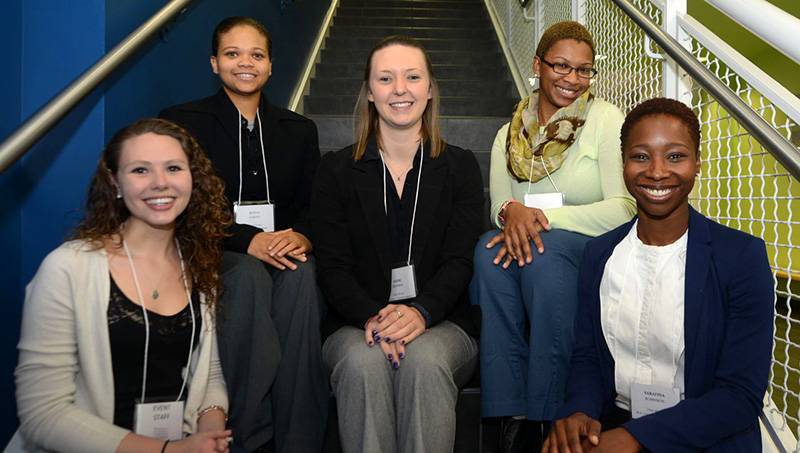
[400,340,406,345]
[374,335,381,342]
[392,361,399,369]
[399,352,405,359]
[387,354,393,360]
[368,341,374,346]
[385,337,392,343]
[372,330,378,335]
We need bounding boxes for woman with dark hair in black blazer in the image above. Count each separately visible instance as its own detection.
[159,16,326,453]
[311,35,484,453]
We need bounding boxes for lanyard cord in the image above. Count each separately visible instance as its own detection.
[237,109,271,206]
[526,154,560,194]
[379,141,424,266]
[123,238,196,403]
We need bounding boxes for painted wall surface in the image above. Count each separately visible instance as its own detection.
[0,0,23,444]
[1,0,330,445]
[104,0,330,137]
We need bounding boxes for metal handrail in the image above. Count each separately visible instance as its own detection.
[705,0,800,67]
[610,0,800,182]
[0,0,194,174]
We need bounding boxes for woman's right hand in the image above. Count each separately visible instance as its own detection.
[170,430,232,453]
[500,201,551,267]
[542,412,601,453]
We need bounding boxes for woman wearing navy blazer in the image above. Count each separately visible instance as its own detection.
[544,98,773,452]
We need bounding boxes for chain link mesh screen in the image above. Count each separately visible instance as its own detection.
[686,38,800,444]
[486,0,800,446]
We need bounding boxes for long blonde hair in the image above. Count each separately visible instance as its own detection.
[352,35,445,160]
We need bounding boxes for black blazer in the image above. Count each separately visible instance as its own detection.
[159,89,320,253]
[311,139,484,339]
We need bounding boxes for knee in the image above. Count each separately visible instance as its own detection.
[399,346,454,389]
[473,230,502,275]
[222,252,272,287]
[291,255,317,281]
[331,345,389,388]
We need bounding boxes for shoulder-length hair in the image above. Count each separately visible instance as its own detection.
[352,35,445,160]
[72,118,232,306]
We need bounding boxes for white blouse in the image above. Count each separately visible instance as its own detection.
[600,221,688,411]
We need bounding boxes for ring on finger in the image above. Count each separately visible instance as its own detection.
[396,308,404,320]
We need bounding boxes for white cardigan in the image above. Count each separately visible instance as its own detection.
[10,240,228,453]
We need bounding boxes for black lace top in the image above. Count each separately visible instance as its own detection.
[107,275,202,429]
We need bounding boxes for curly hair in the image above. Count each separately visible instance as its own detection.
[212,16,271,59]
[621,97,701,154]
[73,118,232,306]
[353,35,445,160]
[536,21,596,59]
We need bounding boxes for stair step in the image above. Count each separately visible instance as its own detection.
[310,78,513,98]
[305,95,516,116]
[328,25,496,40]
[334,16,490,29]
[321,48,504,65]
[325,35,498,51]
[315,62,511,80]
[336,6,485,18]
[309,114,508,157]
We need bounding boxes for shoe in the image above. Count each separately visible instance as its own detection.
[499,417,532,453]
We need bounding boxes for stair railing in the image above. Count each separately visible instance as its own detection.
[0,0,194,174]
[487,0,800,450]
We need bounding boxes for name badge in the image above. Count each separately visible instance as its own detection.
[134,400,184,440]
[234,201,275,232]
[630,383,680,419]
[524,192,564,209]
[389,263,417,302]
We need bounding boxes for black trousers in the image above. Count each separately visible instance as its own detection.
[218,252,328,453]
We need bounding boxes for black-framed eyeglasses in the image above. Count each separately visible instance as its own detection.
[540,58,598,79]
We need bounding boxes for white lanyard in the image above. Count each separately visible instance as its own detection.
[526,154,560,194]
[122,238,196,404]
[379,141,423,266]
[237,109,271,205]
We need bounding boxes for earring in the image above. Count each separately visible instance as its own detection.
[528,74,539,87]
[115,188,122,199]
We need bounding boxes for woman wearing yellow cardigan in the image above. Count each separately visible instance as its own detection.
[470,21,636,452]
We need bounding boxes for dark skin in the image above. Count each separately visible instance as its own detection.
[487,39,594,268]
[543,114,700,453]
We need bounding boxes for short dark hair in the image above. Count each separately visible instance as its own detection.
[535,21,595,59]
[211,16,272,59]
[621,97,701,153]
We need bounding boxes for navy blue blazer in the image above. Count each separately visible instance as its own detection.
[557,207,773,452]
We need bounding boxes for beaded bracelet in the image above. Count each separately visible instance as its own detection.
[497,199,519,228]
[197,404,228,423]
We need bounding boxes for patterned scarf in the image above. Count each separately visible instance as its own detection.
[505,90,593,182]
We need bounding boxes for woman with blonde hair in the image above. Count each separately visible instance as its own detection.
[14,118,231,452]
[312,35,484,452]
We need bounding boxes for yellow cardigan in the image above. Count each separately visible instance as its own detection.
[489,98,636,237]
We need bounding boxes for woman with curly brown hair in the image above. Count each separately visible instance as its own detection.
[12,118,233,452]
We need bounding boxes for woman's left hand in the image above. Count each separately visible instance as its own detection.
[375,304,426,348]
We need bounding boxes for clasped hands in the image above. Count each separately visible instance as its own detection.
[363,304,426,369]
[488,201,551,268]
[542,412,641,453]
[247,229,311,270]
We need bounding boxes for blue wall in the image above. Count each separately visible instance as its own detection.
[0,0,330,444]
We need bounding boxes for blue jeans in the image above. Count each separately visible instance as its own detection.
[470,229,590,420]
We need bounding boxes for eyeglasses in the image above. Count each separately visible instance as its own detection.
[540,58,598,79]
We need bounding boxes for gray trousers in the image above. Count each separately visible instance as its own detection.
[219,252,328,453]
[323,321,478,453]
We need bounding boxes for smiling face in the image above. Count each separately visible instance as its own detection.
[623,114,700,222]
[112,133,192,231]
[534,38,593,121]
[367,44,432,134]
[210,24,272,98]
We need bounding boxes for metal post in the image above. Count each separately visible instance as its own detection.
[662,0,692,105]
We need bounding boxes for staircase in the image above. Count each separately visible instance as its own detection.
[305,0,519,232]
